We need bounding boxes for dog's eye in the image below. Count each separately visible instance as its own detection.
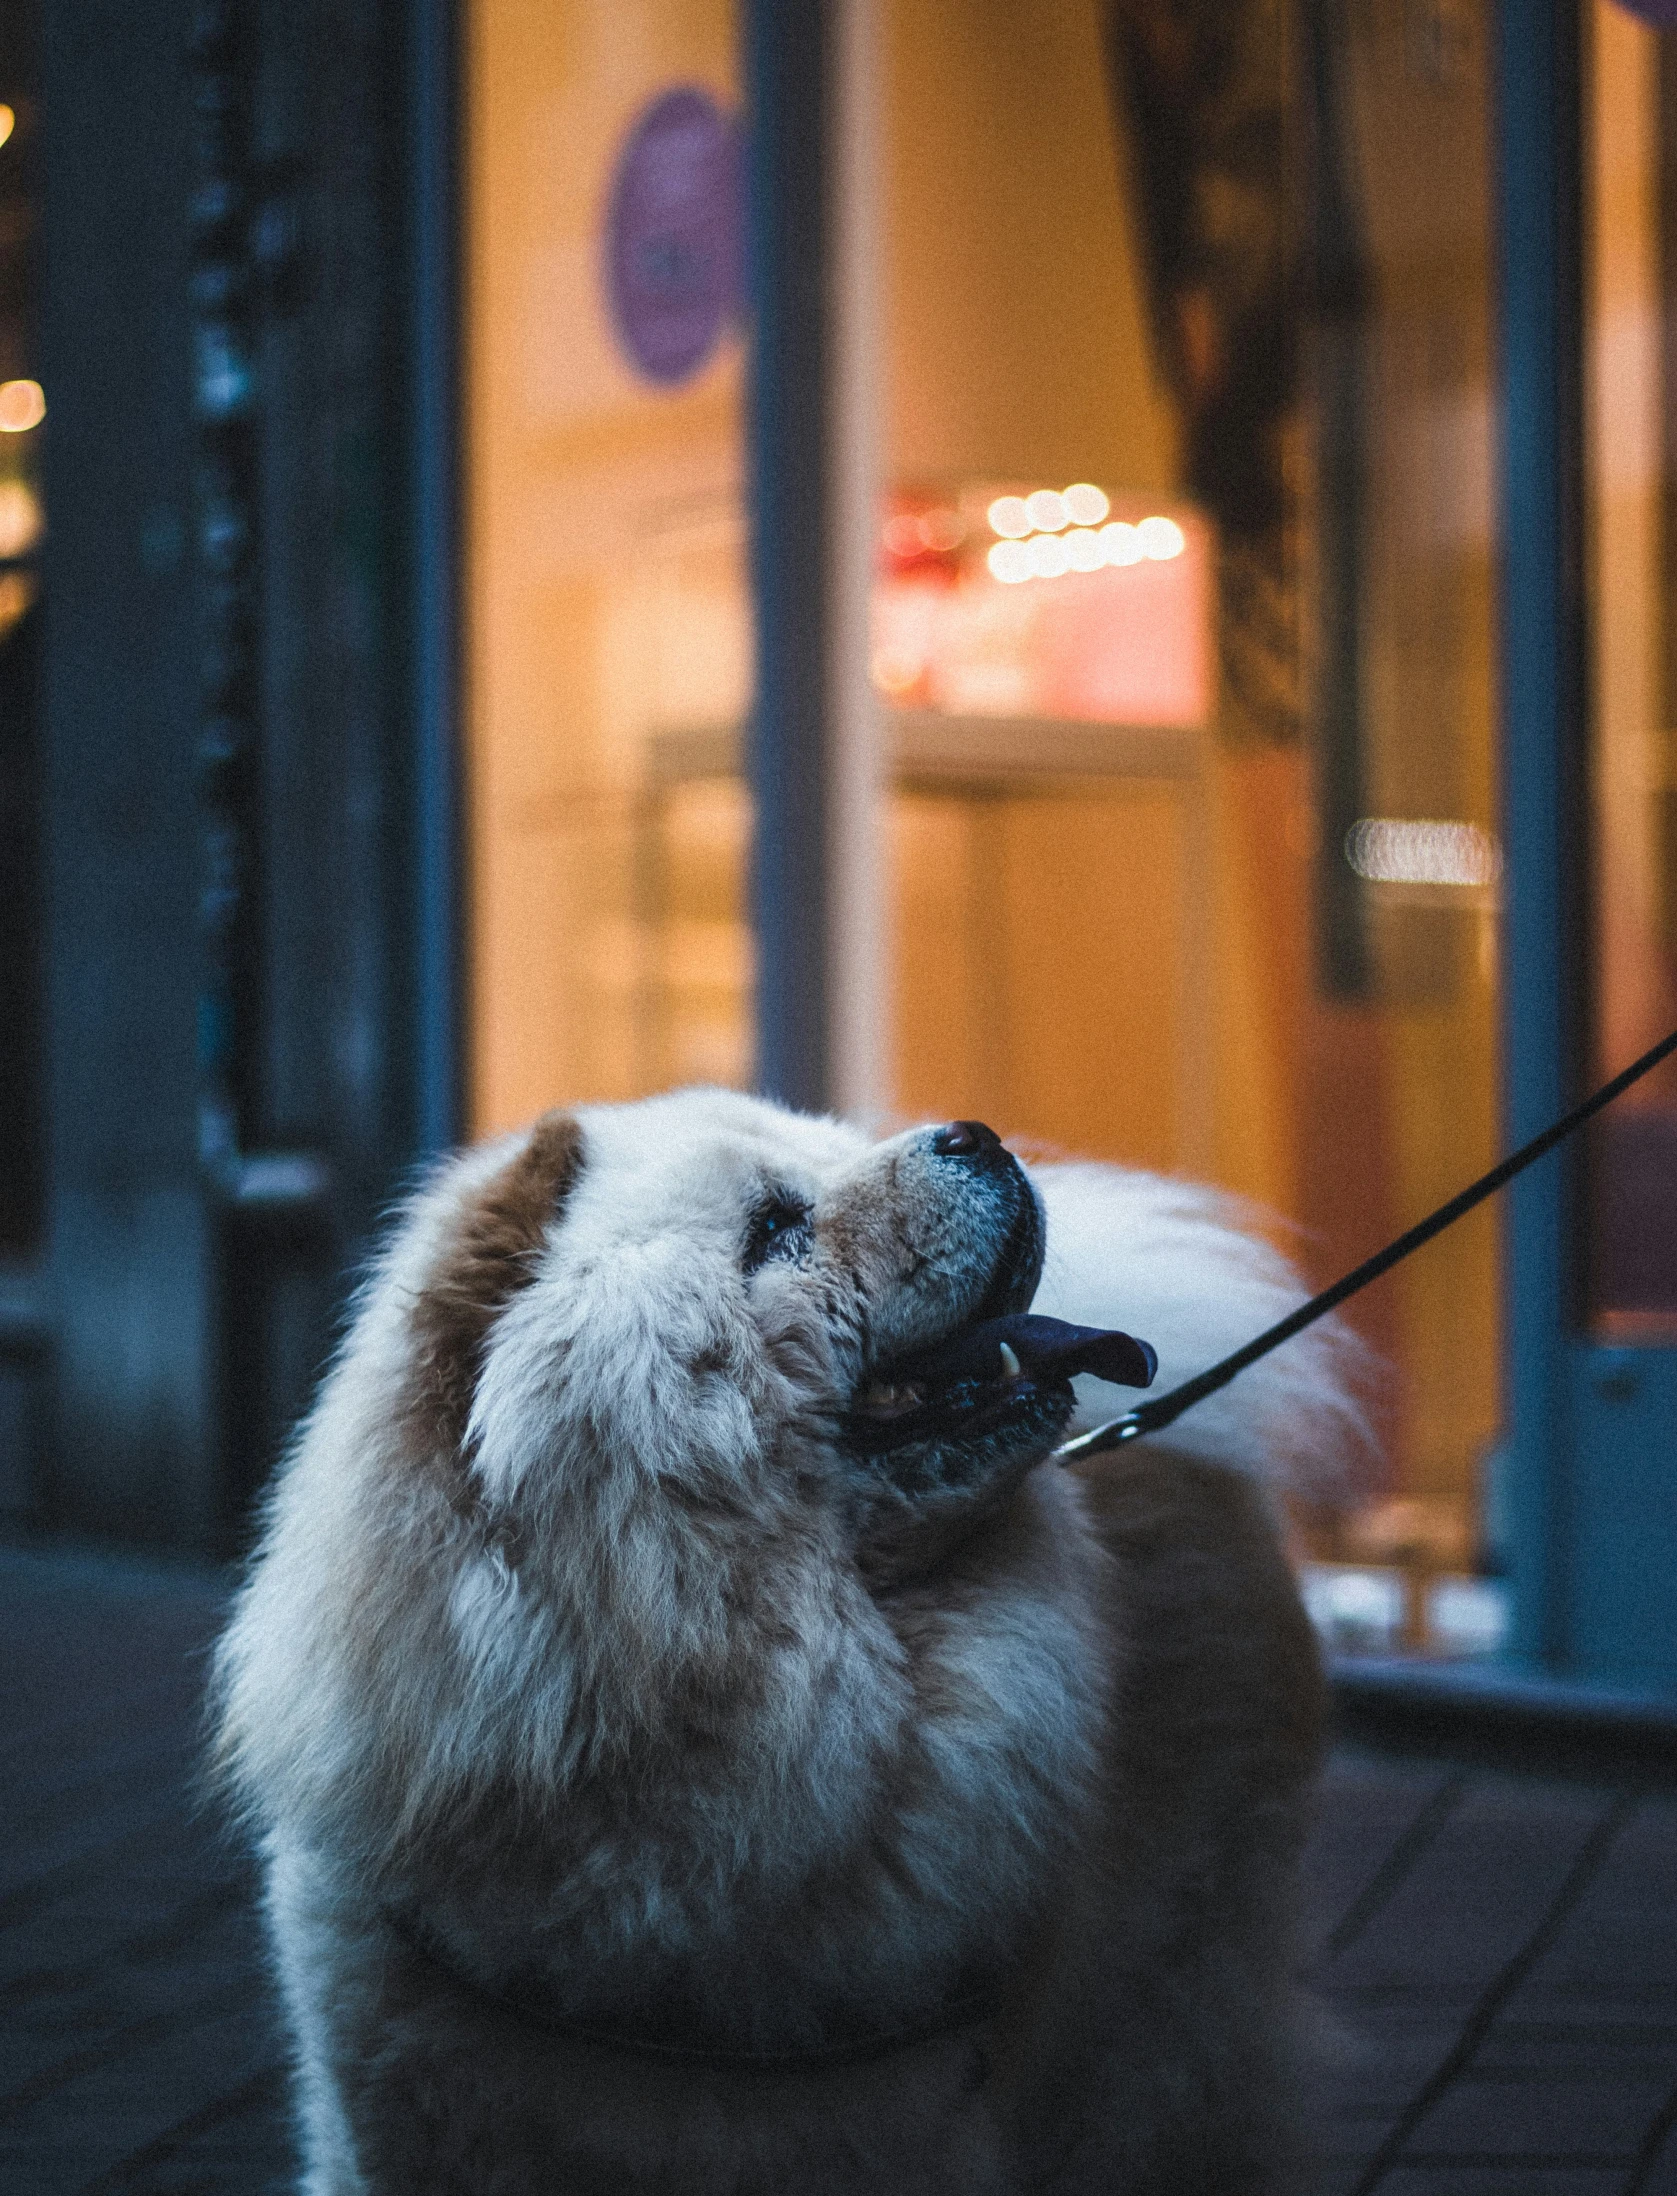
[743,1195,813,1274]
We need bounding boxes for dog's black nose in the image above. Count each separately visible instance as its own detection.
[931,1119,1005,1163]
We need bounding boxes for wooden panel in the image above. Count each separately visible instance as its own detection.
[888,794,1000,1126]
[994,787,1183,1166]
[888,783,1187,1167]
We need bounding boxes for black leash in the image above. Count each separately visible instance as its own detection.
[1054,1022,1677,1464]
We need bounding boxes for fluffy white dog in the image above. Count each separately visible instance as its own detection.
[215,1090,1361,2195]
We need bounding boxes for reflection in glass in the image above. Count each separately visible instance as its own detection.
[880,0,1500,1616]
[465,0,751,1131]
[0,8,39,1260]
[1585,0,1677,1328]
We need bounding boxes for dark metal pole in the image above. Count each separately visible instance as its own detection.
[407,0,464,1159]
[744,0,831,1113]
[1304,0,1374,999]
[1496,0,1585,1669]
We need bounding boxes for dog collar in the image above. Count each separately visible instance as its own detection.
[382,1905,995,2073]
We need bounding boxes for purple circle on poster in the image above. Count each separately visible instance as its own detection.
[606,87,744,387]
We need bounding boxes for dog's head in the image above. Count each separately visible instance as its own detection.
[217,1091,1167,2036]
[408,1089,1146,1583]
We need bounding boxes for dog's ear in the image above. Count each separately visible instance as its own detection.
[408,1112,586,1457]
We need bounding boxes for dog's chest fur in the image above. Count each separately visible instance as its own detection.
[377,1466,1113,2052]
[258,1447,1320,2196]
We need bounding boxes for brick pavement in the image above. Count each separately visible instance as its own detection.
[2,1537,1674,2194]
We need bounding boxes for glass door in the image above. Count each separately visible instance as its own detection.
[1586,0,1677,1336]
[1557,0,1677,1686]
[464,0,1536,1666]
[872,0,1505,1655]
[465,0,752,1134]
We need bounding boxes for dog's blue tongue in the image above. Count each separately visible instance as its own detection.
[906,1313,1157,1392]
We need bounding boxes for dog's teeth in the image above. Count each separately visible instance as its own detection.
[998,1342,1022,1380]
[859,1378,927,1415]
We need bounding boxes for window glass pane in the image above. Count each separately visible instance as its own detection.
[0,4,39,1258]
[466,0,751,1134]
[879,0,1501,1646]
[1584,0,1677,1330]
[466,0,1505,1657]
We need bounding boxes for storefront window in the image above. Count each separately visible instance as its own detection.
[877,0,1501,1644]
[466,0,751,1131]
[466,0,1505,1655]
[0,4,39,1261]
[1585,0,1677,1332]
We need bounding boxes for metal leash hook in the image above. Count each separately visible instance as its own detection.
[1052,1022,1677,1466]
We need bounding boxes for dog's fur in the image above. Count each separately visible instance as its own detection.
[215,1089,1361,2195]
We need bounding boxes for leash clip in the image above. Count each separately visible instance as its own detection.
[1052,1411,1144,1464]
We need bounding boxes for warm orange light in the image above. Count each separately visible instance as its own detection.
[1137,514,1185,560]
[1344,818,1501,888]
[986,513,1193,586]
[0,108,14,152]
[987,495,1031,539]
[0,478,41,556]
[1026,532,1070,579]
[1062,482,1109,525]
[871,648,923,694]
[0,567,34,635]
[0,379,44,432]
[885,500,1210,724]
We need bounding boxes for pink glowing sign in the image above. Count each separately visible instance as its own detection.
[872,490,1212,727]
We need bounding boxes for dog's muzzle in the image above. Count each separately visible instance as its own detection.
[845,1122,1156,1456]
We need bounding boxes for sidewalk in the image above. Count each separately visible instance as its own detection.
[2,1535,1674,2194]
